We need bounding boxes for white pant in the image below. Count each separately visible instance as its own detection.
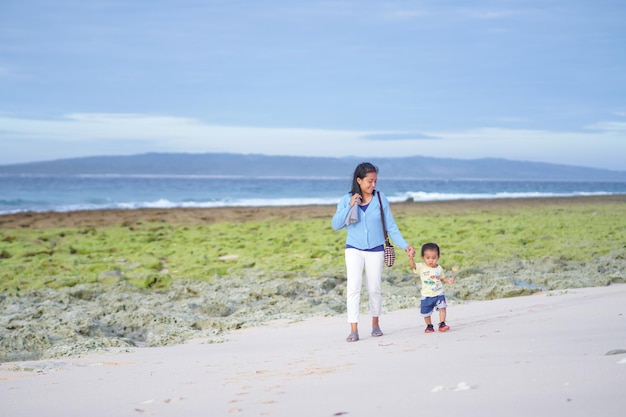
[345,248,384,323]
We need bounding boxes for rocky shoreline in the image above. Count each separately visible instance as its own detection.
[2,251,624,362]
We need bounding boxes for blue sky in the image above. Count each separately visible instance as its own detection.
[1,0,625,171]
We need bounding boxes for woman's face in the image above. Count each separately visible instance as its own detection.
[357,172,377,196]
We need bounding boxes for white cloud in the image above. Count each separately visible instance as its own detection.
[383,7,523,22]
[0,66,20,78]
[462,10,524,20]
[0,113,624,171]
[383,10,430,21]
[585,121,626,132]
[0,113,364,156]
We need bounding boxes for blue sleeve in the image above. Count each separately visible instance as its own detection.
[331,193,352,231]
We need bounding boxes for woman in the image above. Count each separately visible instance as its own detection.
[331,162,415,342]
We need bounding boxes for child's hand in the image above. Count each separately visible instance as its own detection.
[446,278,455,284]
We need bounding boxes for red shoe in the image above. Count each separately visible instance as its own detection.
[424,324,435,333]
[438,322,450,332]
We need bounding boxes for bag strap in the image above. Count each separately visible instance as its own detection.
[376,191,390,246]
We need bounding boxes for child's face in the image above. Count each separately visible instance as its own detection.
[422,249,439,268]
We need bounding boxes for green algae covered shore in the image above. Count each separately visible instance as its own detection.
[1,195,625,361]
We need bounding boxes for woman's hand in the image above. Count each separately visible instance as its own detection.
[350,194,362,206]
[405,245,416,258]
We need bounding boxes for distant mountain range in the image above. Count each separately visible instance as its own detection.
[0,153,624,181]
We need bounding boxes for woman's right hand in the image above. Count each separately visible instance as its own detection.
[350,194,362,206]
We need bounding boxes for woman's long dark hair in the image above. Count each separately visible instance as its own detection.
[350,162,378,195]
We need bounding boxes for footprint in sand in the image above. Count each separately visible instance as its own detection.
[431,382,474,392]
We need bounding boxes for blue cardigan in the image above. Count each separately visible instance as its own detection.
[331,190,409,251]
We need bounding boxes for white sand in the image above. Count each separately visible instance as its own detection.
[2,284,625,417]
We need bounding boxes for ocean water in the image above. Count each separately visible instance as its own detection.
[1,174,625,214]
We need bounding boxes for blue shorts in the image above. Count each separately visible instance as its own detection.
[420,294,448,317]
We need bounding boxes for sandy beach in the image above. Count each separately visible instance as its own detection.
[2,284,625,416]
[1,195,625,415]
[1,195,625,362]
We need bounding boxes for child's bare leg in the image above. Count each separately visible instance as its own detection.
[438,308,447,324]
[423,315,435,332]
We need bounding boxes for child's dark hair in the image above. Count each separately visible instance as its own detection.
[421,242,440,256]
[350,162,378,195]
